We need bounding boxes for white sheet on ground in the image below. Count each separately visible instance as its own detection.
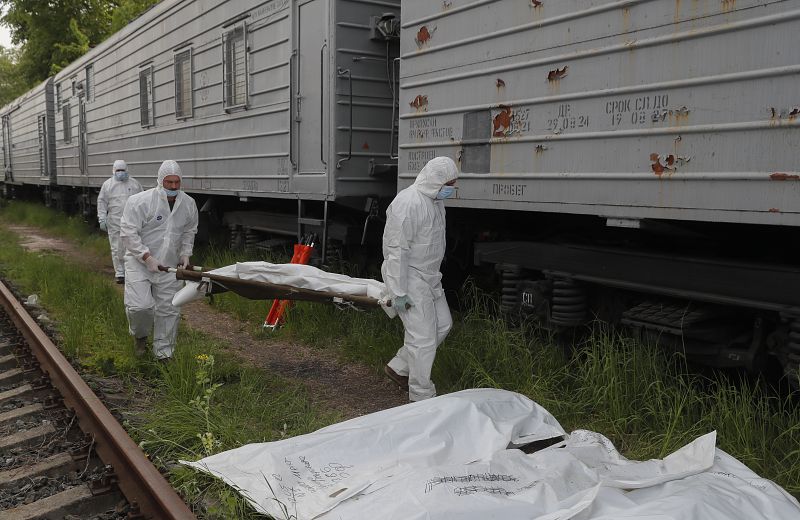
[556,429,717,489]
[182,389,800,520]
[573,448,800,520]
[318,448,600,520]
[181,389,566,519]
[171,262,391,314]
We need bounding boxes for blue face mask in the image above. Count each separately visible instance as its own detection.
[114,171,128,181]
[436,185,456,199]
[164,188,179,197]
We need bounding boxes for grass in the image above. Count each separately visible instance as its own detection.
[0,203,338,518]
[1,199,799,505]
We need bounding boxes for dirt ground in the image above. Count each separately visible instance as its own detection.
[3,224,408,419]
[6,225,113,275]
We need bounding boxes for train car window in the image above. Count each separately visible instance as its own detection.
[223,23,248,110]
[174,49,193,119]
[71,77,77,98]
[139,66,154,127]
[62,104,71,143]
[85,65,94,102]
[56,83,62,110]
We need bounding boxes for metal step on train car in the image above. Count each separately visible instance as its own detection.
[2,0,401,259]
[398,0,800,380]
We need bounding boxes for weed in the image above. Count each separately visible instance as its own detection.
[190,354,223,456]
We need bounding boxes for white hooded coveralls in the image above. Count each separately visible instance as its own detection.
[120,160,198,359]
[382,157,458,401]
[97,160,142,277]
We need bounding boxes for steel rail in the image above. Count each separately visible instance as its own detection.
[0,280,196,520]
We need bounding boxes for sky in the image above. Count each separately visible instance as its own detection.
[0,25,12,48]
[0,7,13,49]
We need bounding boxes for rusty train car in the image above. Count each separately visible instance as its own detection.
[3,0,800,381]
[398,0,800,381]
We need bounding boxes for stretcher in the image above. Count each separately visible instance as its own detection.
[171,267,382,309]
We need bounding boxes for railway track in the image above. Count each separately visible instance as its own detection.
[0,280,195,519]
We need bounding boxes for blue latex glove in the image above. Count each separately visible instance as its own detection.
[392,295,414,310]
[99,219,107,232]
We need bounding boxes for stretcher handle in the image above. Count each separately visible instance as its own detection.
[159,265,204,273]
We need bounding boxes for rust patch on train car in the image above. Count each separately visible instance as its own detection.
[415,26,434,47]
[492,105,513,137]
[531,0,543,7]
[650,153,690,176]
[769,208,780,213]
[721,0,736,13]
[442,0,452,9]
[362,142,369,150]
[496,78,506,89]
[769,106,799,121]
[770,173,800,181]
[409,95,429,112]
[535,144,547,154]
[651,106,691,124]
[547,66,568,81]
[622,7,631,33]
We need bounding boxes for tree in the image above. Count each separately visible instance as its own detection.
[111,0,159,33]
[50,18,89,75]
[0,0,118,85]
[0,45,27,106]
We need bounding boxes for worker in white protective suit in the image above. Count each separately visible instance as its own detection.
[97,160,142,284]
[120,160,198,359]
[382,156,458,401]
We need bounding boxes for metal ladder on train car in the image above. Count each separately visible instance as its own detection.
[297,198,328,265]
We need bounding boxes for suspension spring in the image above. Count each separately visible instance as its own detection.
[228,224,242,250]
[245,229,261,251]
[550,277,589,327]
[786,317,800,383]
[499,264,522,313]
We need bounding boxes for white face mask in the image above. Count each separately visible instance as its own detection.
[114,171,128,181]
[436,185,456,199]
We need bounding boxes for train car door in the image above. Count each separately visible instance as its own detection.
[1,115,11,181]
[78,96,87,176]
[296,0,327,175]
[37,115,50,180]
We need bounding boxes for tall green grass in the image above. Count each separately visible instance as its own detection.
[0,209,339,517]
[2,201,799,500]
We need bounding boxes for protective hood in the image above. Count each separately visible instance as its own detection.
[412,157,458,199]
[157,160,182,187]
[112,159,127,175]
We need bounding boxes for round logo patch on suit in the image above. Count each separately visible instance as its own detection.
[156,215,163,221]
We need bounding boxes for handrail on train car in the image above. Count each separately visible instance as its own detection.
[320,41,328,166]
[336,67,352,169]
[390,57,400,161]
[289,50,297,169]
